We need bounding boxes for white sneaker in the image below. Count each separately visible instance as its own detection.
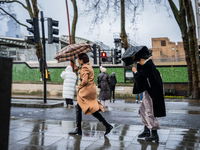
[135,100,139,103]
[68,105,74,108]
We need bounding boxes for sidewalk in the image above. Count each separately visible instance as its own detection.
[9,118,200,150]
[9,96,200,149]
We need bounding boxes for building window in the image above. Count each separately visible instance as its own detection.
[171,47,174,50]
[172,55,175,58]
[160,51,162,55]
[161,40,166,46]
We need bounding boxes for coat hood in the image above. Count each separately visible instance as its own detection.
[65,65,73,72]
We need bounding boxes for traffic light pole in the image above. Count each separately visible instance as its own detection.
[40,11,47,103]
[98,46,101,73]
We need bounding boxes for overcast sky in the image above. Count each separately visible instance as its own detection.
[0,0,197,49]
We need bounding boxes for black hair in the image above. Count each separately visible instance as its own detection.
[78,53,89,63]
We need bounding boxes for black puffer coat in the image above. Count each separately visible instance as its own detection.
[98,72,111,100]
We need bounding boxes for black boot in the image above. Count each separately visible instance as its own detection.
[92,111,113,135]
[68,104,82,135]
[138,126,150,138]
[145,130,159,142]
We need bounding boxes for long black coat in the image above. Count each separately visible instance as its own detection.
[133,59,166,117]
[98,72,111,100]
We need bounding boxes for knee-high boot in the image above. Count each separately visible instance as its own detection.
[68,104,82,135]
[145,130,159,142]
[92,111,113,135]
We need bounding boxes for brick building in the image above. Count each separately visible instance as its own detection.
[150,37,185,62]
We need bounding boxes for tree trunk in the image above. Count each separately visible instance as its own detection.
[71,0,78,72]
[30,0,45,80]
[120,0,128,50]
[184,0,200,98]
[71,0,78,44]
[168,0,193,96]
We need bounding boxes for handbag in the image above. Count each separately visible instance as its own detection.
[98,74,105,88]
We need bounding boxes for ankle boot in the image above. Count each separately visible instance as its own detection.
[68,104,82,135]
[138,126,150,138]
[92,111,113,135]
[145,130,159,142]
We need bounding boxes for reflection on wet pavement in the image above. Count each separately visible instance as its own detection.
[9,118,200,150]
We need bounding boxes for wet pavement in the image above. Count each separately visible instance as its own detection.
[9,118,200,150]
[9,97,200,150]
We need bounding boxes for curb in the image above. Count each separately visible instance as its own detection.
[11,102,64,108]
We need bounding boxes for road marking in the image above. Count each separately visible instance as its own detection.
[19,114,23,116]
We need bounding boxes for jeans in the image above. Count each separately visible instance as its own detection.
[110,85,115,99]
[137,93,143,100]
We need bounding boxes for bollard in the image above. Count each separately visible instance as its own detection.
[0,57,13,150]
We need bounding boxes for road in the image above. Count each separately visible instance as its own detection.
[10,99,200,129]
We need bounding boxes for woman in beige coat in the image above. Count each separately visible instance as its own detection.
[68,53,113,135]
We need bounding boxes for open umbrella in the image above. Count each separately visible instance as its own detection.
[54,43,92,62]
[122,46,152,66]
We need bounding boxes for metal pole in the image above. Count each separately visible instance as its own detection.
[40,11,47,103]
[98,46,101,73]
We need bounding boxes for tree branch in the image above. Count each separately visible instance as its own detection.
[0,7,28,28]
[26,0,33,18]
[0,0,28,10]
[168,0,180,25]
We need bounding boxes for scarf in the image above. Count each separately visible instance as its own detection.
[77,63,83,86]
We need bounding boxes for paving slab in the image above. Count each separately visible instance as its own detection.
[9,118,200,150]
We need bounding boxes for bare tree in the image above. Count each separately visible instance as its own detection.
[166,0,199,98]
[81,0,143,50]
[81,0,200,98]
[0,0,47,80]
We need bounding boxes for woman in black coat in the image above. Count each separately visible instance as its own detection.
[132,48,166,142]
[110,72,117,102]
[98,66,111,108]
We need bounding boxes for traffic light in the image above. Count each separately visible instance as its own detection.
[47,18,59,44]
[91,44,97,64]
[101,52,107,62]
[26,17,39,43]
[114,49,121,64]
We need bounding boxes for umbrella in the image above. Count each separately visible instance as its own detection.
[122,46,152,66]
[54,43,92,62]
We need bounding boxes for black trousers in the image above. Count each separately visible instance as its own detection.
[110,85,115,99]
[76,103,108,127]
[65,98,73,105]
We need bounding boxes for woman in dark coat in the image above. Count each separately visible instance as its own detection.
[98,66,111,108]
[131,48,166,142]
[110,72,117,102]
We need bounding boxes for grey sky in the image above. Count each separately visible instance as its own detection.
[0,0,193,49]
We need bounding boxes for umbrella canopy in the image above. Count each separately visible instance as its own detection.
[122,46,152,66]
[54,43,92,62]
